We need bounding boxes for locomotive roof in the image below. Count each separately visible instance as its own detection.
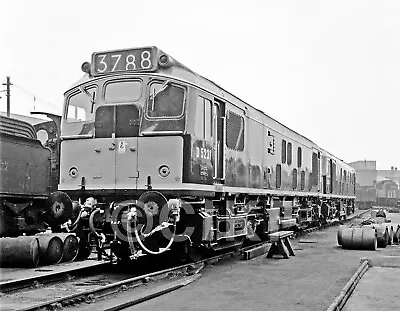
[0,112,49,126]
[0,115,37,139]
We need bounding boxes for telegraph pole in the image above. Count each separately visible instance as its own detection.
[2,76,11,117]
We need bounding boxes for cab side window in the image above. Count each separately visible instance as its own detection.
[195,97,213,140]
[147,82,185,118]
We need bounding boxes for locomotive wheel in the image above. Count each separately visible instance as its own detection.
[75,237,92,261]
[234,237,246,251]
[385,228,390,246]
[45,191,73,228]
[187,248,204,262]
[76,244,91,260]
[137,192,168,249]
[171,240,203,263]
[394,227,400,244]
[70,201,82,223]
[377,229,388,248]
[388,227,394,245]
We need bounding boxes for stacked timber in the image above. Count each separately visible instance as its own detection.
[0,236,40,267]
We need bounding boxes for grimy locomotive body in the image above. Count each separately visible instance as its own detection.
[54,46,355,261]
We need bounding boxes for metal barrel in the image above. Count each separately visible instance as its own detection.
[394,225,400,244]
[52,233,79,262]
[0,236,40,267]
[36,234,64,265]
[337,225,346,246]
[388,227,394,245]
[341,227,377,251]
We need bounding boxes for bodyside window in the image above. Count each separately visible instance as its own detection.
[226,110,244,151]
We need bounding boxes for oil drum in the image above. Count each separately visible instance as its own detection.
[52,233,79,262]
[36,233,64,265]
[341,227,377,251]
[394,225,400,243]
[0,236,40,267]
[337,225,346,246]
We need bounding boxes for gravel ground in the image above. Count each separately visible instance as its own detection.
[115,211,400,311]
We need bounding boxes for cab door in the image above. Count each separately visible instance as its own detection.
[191,94,225,185]
[213,99,225,181]
[95,104,139,190]
[114,105,140,189]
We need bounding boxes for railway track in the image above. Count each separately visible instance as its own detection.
[0,242,264,311]
[0,210,370,311]
[0,261,110,294]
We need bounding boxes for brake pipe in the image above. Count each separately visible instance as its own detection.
[132,218,177,255]
[67,209,84,231]
[127,206,178,255]
[89,208,101,238]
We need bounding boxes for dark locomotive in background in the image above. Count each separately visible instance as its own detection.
[0,46,358,264]
[0,114,65,237]
[356,180,400,209]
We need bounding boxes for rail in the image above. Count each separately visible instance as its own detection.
[11,242,267,311]
[2,208,371,310]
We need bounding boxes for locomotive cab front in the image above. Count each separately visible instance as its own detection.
[60,77,186,195]
[58,47,196,259]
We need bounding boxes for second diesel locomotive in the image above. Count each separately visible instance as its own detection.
[58,46,355,261]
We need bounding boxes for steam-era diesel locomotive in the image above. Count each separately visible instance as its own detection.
[52,46,355,262]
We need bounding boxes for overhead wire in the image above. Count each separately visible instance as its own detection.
[12,83,59,110]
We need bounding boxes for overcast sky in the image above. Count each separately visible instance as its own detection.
[1,0,399,170]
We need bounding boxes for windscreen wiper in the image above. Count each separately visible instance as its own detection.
[149,80,171,100]
[79,86,96,112]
